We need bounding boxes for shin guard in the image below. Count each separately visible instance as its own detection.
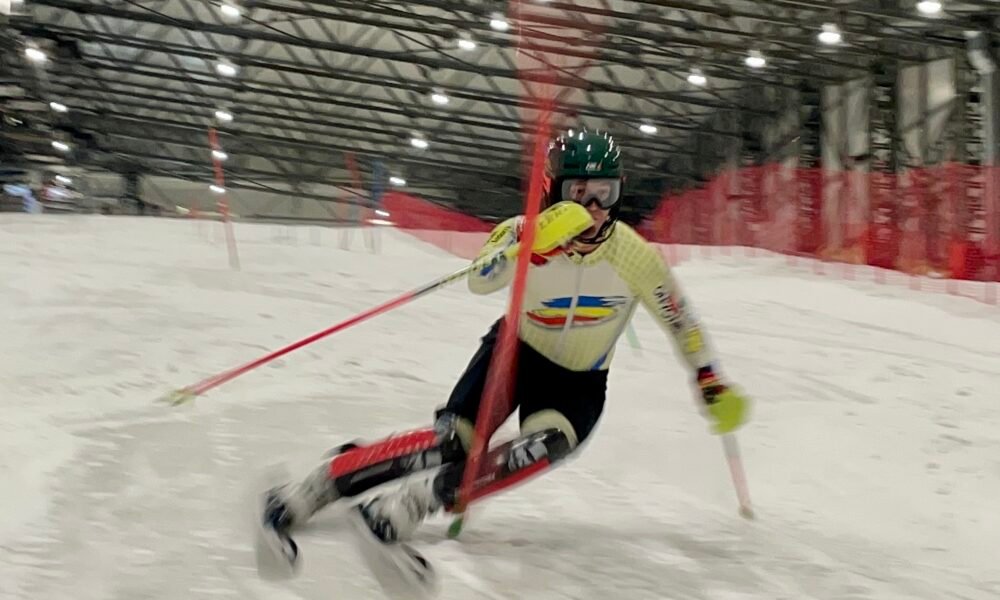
[328,420,466,499]
[435,427,574,509]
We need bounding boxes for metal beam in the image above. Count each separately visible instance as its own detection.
[55,93,709,173]
[12,23,759,135]
[23,1,766,112]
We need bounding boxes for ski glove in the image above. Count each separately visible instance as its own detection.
[697,366,749,434]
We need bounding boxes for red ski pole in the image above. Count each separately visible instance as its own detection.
[159,203,592,407]
[159,245,519,406]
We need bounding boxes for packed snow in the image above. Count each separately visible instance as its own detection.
[1,214,998,600]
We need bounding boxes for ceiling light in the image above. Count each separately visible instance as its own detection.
[215,109,234,122]
[375,209,391,217]
[638,123,657,135]
[916,0,942,14]
[410,137,429,149]
[25,47,47,63]
[745,50,766,68]
[489,13,509,31]
[215,61,238,77]
[818,23,842,45]
[55,175,72,185]
[687,69,707,86]
[49,101,68,112]
[51,140,70,152]
[457,39,477,51]
[219,2,241,18]
[430,92,449,105]
[210,184,226,194]
[389,176,406,186]
[212,149,229,161]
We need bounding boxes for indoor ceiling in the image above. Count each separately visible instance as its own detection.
[1,0,997,220]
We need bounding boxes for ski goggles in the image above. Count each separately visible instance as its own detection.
[560,177,622,209]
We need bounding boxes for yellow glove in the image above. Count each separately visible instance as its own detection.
[697,366,749,434]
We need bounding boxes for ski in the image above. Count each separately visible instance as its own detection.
[251,492,439,598]
[253,492,301,580]
[346,505,440,599]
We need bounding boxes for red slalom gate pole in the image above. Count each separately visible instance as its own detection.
[449,99,555,538]
[447,0,608,537]
[208,127,241,270]
[160,244,522,406]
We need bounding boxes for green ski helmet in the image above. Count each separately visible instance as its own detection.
[544,128,625,244]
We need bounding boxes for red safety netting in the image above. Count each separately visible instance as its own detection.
[385,161,1000,306]
[382,191,493,259]
[637,162,1000,304]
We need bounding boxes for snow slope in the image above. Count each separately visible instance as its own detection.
[1,214,998,600]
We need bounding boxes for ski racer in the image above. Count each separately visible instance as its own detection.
[261,128,750,566]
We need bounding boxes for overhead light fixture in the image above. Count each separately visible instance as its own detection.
[457,38,477,51]
[219,1,241,18]
[215,109,234,122]
[375,209,391,217]
[687,68,707,86]
[489,13,509,31]
[389,176,406,186]
[55,175,72,185]
[210,184,226,194]
[638,123,657,135]
[745,50,766,68]
[430,91,449,105]
[25,47,47,63]
[49,101,68,113]
[51,140,70,152]
[212,149,229,161]
[916,0,942,14]
[215,61,238,77]
[410,137,429,149]
[818,23,842,45]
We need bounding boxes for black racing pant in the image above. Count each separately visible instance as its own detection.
[442,318,608,444]
[330,319,608,505]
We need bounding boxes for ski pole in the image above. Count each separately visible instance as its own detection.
[721,433,755,519]
[159,243,521,406]
[159,202,593,407]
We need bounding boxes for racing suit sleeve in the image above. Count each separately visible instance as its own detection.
[618,231,717,373]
